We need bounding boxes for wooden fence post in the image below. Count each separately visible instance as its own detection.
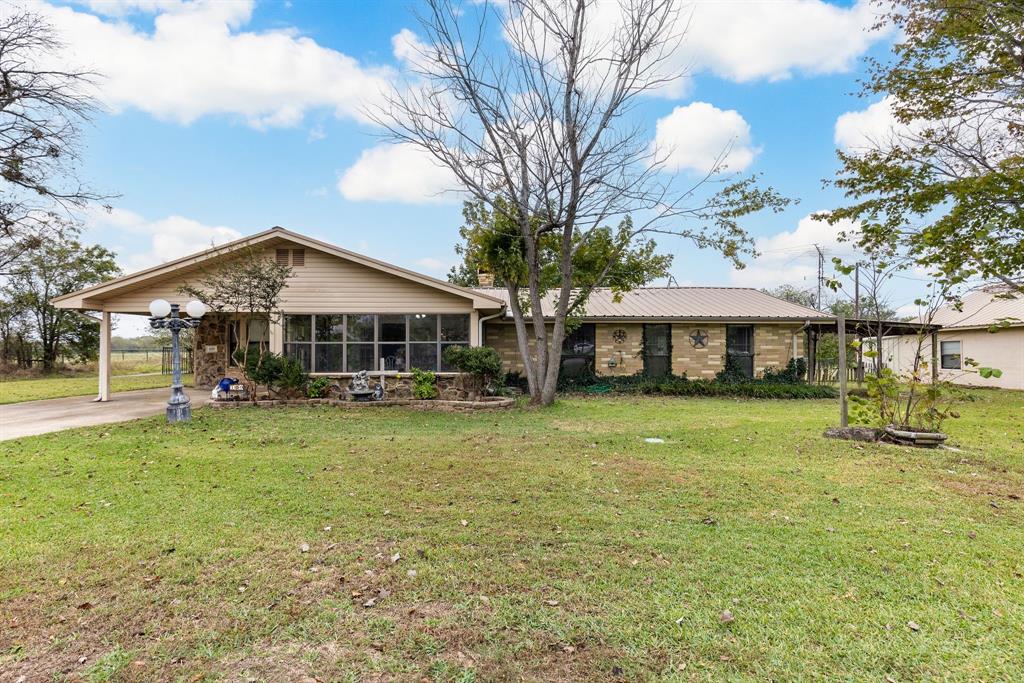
[838,315,848,428]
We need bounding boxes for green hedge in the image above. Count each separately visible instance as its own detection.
[554,371,837,399]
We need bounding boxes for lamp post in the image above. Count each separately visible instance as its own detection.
[149,299,206,423]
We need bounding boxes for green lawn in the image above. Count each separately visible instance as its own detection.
[0,373,192,404]
[1,393,1021,681]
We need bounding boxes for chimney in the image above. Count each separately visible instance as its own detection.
[477,271,494,287]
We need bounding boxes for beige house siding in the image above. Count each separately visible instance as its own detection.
[883,328,1024,391]
[88,242,475,316]
[485,320,805,378]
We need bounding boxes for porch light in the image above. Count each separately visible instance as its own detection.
[149,298,205,424]
[149,298,172,318]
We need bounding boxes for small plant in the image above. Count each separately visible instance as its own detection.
[242,350,309,398]
[714,355,750,384]
[443,346,503,395]
[307,376,332,398]
[761,357,807,384]
[411,367,439,399]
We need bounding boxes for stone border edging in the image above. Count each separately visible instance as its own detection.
[205,396,515,412]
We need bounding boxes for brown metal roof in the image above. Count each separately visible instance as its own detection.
[472,286,833,320]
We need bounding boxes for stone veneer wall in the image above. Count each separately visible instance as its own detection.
[192,313,231,388]
[671,323,726,378]
[486,320,806,378]
[594,322,643,376]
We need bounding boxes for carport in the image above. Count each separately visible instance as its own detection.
[800,315,943,427]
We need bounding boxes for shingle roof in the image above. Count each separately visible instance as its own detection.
[930,286,1024,329]
[472,286,832,320]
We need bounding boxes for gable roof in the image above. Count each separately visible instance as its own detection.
[52,227,505,311]
[930,286,1024,329]
[473,286,832,321]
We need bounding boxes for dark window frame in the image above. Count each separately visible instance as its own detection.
[282,313,470,374]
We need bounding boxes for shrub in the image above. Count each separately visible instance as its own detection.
[553,370,837,400]
[243,351,309,397]
[714,355,750,384]
[443,346,503,394]
[307,376,332,398]
[411,367,439,399]
[761,357,808,384]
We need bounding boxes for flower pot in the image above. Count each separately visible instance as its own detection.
[884,426,948,448]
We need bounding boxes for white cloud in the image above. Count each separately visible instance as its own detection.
[40,0,394,127]
[84,207,242,273]
[504,0,888,98]
[337,143,458,204]
[730,213,861,288]
[835,96,902,151]
[679,0,886,84]
[654,102,758,174]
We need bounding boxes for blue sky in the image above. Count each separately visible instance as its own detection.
[35,0,930,333]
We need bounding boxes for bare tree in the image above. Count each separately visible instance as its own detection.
[376,0,789,405]
[0,10,111,273]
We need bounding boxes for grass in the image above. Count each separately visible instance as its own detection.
[0,374,192,404]
[1,392,1021,680]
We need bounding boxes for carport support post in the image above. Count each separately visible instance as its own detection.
[97,311,111,402]
[838,315,848,428]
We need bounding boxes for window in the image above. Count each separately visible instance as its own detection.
[230,315,269,363]
[940,340,962,369]
[726,325,755,378]
[560,323,595,378]
[282,313,471,373]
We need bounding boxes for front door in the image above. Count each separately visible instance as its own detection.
[726,324,755,378]
[643,324,672,377]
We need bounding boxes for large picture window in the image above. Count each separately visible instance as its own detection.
[283,313,470,373]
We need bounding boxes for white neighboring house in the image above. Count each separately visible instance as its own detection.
[882,286,1024,390]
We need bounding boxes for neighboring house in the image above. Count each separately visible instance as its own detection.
[52,227,832,398]
[882,286,1024,390]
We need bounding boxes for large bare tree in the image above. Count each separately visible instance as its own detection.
[0,10,109,274]
[376,0,789,405]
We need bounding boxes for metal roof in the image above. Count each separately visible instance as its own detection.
[472,286,833,320]
[929,286,1024,329]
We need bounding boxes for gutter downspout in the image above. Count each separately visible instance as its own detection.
[478,309,505,347]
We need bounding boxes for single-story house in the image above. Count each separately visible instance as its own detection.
[882,286,1024,390]
[53,227,835,399]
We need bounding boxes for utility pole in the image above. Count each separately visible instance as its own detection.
[814,244,825,310]
[854,264,860,318]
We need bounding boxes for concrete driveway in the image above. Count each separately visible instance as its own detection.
[1,387,205,441]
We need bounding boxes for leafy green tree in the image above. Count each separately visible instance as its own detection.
[762,285,818,310]
[819,0,1023,293]
[6,234,120,370]
[447,198,672,304]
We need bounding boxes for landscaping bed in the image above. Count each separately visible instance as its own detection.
[206,395,516,411]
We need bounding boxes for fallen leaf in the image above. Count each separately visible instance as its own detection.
[719,610,734,624]
[460,519,469,527]
[390,552,401,564]
[76,602,93,610]
[907,620,921,632]
[544,599,559,606]
[300,543,310,553]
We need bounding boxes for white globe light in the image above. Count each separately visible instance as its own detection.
[149,299,171,318]
[185,300,207,319]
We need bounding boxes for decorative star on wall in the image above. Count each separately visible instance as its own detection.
[612,328,628,344]
[689,329,708,349]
